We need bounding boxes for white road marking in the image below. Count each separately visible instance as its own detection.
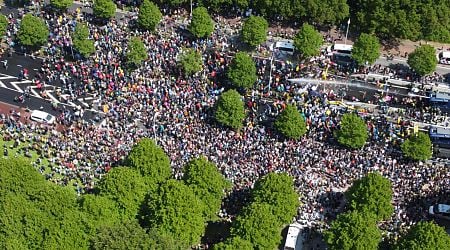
[10,80,33,84]
[0,76,16,80]
[46,90,60,104]
[29,87,40,97]
[10,82,23,92]
[0,80,6,88]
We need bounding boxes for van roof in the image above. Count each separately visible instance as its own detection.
[441,51,450,58]
[333,44,352,51]
[275,40,294,49]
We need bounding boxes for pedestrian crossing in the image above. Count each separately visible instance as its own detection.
[0,73,102,112]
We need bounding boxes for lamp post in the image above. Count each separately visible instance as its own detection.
[190,0,193,17]
[153,111,160,141]
[268,50,275,93]
[344,18,350,45]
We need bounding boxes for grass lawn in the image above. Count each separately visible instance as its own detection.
[0,128,93,190]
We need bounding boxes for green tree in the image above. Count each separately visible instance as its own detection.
[275,104,307,139]
[334,113,368,149]
[230,202,281,249]
[138,0,162,31]
[227,52,257,89]
[97,167,148,220]
[395,221,450,250]
[401,131,433,161]
[91,220,152,250]
[50,0,73,10]
[179,48,203,76]
[304,0,349,26]
[0,14,8,38]
[293,23,323,58]
[153,0,187,7]
[213,236,253,250]
[188,7,214,38]
[215,89,246,130]
[93,0,116,19]
[142,180,206,248]
[79,194,121,232]
[324,211,381,250]
[126,138,171,185]
[17,14,49,47]
[407,45,437,76]
[72,23,95,58]
[252,0,306,20]
[351,33,381,65]
[241,15,268,47]
[252,172,300,225]
[183,157,231,221]
[127,37,148,66]
[346,172,394,221]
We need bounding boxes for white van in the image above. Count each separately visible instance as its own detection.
[273,40,295,55]
[327,43,353,56]
[438,51,450,65]
[30,110,56,124]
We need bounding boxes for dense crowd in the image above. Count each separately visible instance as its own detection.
[0,2,449,238]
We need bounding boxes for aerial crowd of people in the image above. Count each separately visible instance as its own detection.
[0,1,448,239]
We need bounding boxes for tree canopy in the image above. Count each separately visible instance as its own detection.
[79,194,121,233]
[93,0,116,19]
[252,172,300,225]
[91,220,153,250]
[213,236,253,250]
[96,167,148,220]
[275,104,307,139]
[179,48,203,76]
[230,202,282,249]
[293,23,323,58]
[126,138,171,184]
[401,131,433,161]
[215,89,246,130]
[324,211,381,250]
[0,158,88,249]
[395,221,450,250]
[227,52,257,89]
[0,14,8,39]
[142,180,206,248]
[346,172,394,221]
[334,113,368,149]
[126,37,148,67]
[183,157,231,221]
[188,7,214,38]
[349,0,450,43]
[240,15,268,47]
[72,22,95,58]
[50,0,73,10]
[138,0,162,31]
[407,45,437,76]
[17,14,49,48]
[351,33,381,65]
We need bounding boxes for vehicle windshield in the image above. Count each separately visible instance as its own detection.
[46,115,53,121]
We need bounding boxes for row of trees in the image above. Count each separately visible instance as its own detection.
[214,173,299,249]
[0,138,232,249]
[214,92,433,161]
[325,172,450,249]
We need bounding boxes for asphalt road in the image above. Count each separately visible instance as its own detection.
[376,56,450,76]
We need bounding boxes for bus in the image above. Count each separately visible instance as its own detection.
[429,204,450,220]
[430,125,450,148]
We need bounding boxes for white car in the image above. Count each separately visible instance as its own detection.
[30,110,56,124]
